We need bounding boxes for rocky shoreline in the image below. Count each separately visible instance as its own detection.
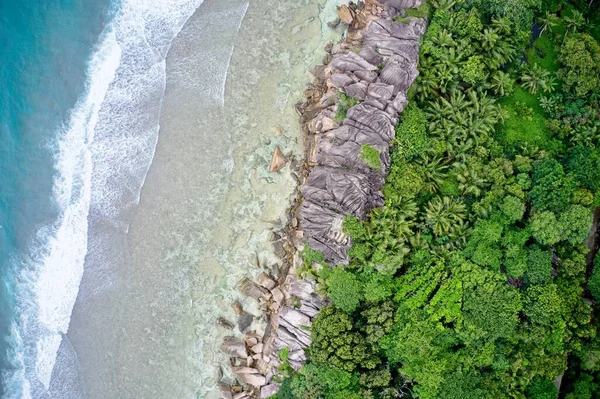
[216,1,426,397]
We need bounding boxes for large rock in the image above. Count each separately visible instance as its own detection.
[331,51,377,72]
[280,307,311,327]
[237,373,267,387]
[261,384,280,398]
[221,337,248,358]
[329,73,355,89]
[237,278,271,301]
[381,0,423,9]
[343,82,369,100]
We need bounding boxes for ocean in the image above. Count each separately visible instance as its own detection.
[0,0,206,397]
[0,0,344,397]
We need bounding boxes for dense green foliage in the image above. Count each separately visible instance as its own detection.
[278,0,600,398]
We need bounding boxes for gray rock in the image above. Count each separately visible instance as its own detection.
[222,337,248,358]
[217,317,235,330]
[378,59,418,94]
[238,312,254,333]
[301,166,384,219]
[367,82,395,101]
[278,319,312,347]
[271,287,284,306]
[237,373,267,387]
[219,383,233,399]
[390,91,408,113]
[355,70,379,83]
[237,278,271,301]
[280,307,311,327]
[299,302,320,318]
[345,103,396,141]
[331,51,377,72]
[232,366,260,374]
[329,73,355,89]
[257,272,277,290]
[275,327,307,352]
[261,384,281,399]
[381,0,423,9]
[343,82,369,100]
[359,46,384,67]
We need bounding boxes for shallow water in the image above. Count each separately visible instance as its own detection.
[64,0,345,398]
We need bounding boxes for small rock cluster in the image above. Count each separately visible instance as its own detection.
[218,266,326,398]
[217,1,427,397]
[300,0,427,264]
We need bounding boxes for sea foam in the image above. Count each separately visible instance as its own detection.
[3,25,121,399]
[4,0,209,397]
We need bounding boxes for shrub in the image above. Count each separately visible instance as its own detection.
[360,145,382,169]
[327,269,363,313]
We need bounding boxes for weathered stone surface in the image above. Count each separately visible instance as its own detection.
[337,5,355,24]
[270,287,284,306]
[358,46,384,67]
[251,343,264,354]
[329,73,354,89]
[260,384,280,399]
[269,147,287,173]
[239,312,254,333]
[343,82,368,100]
[331,51,377,72]
[280,307,311,327]
[232,367,260,374]
[299,302,320,318]
[219,383,233,399]
[237,373,267,387]
[275,327,306,352]
[381,0,423,9]
[217,317,235,330]
[222,337,248,358]
[238,278,271,301]
[378,59,418,94]
[354,69,379,83]
[301,166,384,219]
[390,91,408,113]
[257,273,277,290]
[278,319,312,347]
[367,82,395,101]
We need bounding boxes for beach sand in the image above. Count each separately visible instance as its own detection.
[66,0,344,398]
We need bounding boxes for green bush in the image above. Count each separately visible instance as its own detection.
[360,145,382,169]
[327,269,363,313]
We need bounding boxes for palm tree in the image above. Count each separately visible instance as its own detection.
[521,64,553,94]
[537,11,559,36]
[491,16,511,35]
[424,196,467,236]
[430,0,456,11]
[490,71,514,96]
[563,10,585,44]
[453,163,485,197]
[433,29,455,48]
[420,155,449,193]
[481,29,500,51]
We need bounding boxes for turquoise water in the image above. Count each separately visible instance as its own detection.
[0,0,210,396]
[0,1,113,397]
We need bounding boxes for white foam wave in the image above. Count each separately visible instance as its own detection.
[6,0,216,397]
[4,26,121,399]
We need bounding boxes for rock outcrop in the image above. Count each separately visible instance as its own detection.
[300,1,426,264]
[217,1,426,397]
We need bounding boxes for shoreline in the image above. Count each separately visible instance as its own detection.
[65,1,349,398]
[217,1,426,397]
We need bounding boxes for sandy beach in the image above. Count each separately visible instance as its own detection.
[65,0,344,398]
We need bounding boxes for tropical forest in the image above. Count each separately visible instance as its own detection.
[276,0,600,397]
